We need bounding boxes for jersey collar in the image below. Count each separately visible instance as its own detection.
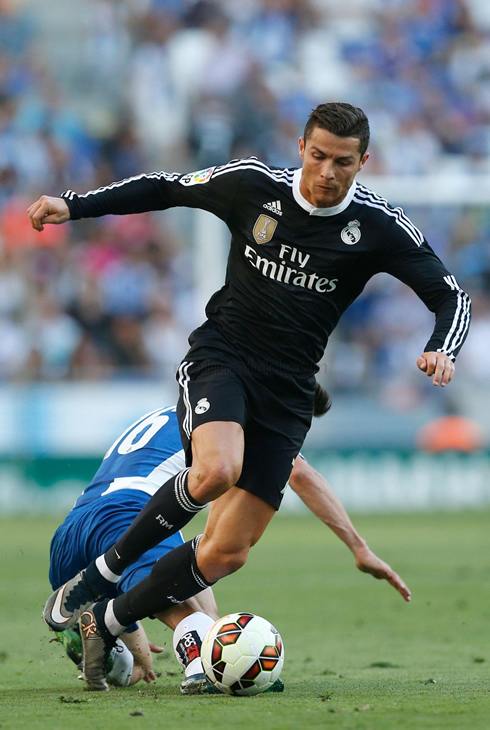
[292,168,356,216]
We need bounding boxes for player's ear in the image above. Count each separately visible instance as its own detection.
[358,152,369,171]
[299,137,305,160]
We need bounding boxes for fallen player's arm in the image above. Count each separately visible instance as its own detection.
[120,623,164,685]
[289,457,411,602]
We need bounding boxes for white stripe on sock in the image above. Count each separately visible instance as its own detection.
[104,599,126,637]
[95,555,121,583]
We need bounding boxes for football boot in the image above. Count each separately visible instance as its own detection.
[79,603,116,691]
[180,672,222,695]
[53,626,82,666]
[43,569,117,632]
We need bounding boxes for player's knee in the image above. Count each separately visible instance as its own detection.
[191,461,241,501]
[289,455,310,488]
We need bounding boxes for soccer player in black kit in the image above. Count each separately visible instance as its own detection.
[29,103,470,690]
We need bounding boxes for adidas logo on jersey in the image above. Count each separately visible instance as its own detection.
[263,200,283,216]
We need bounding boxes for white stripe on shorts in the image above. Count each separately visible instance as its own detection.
[178,361,194,439]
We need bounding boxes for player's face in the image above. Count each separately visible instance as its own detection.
[298,127,369,208]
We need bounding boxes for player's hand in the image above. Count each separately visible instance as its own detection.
[27,196,70,232]
[149,642,164,654]
[354,545,411,602]
[141,643,164,682]
[417,351,455,387]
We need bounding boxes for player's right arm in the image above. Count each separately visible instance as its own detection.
[289,456,411,602]
[28,196,71,232]
[27,162,246,231]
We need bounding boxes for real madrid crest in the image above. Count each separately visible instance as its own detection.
[341,219,361,245]
[253,214,278,244]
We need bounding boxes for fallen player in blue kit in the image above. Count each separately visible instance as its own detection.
[47,392,410,692]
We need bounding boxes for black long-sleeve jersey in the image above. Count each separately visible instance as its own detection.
[62,158,471,375]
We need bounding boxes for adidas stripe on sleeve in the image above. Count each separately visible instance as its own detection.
[354,184,424,247]
[438,275,471,360]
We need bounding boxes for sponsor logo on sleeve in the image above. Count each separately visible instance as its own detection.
[180,167,216,186]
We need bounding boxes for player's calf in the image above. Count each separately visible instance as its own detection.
[197,542,249,583]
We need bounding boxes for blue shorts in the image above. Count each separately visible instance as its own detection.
[49,491,184,595]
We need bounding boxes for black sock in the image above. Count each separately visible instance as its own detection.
[83,562,120,599]
[111,535,212,626]
[103,469,206,575]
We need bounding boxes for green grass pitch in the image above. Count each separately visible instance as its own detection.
[0,510,489,729]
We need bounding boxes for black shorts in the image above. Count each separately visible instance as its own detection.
[175,329,315,510]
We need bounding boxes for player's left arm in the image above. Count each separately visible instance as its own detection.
[289,456,411,602]
[381,222,471,387]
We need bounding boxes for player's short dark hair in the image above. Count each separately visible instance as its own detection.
[304,102,370,158]
[313,382,332,417]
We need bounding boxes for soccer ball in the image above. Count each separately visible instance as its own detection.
[201,612,284,696]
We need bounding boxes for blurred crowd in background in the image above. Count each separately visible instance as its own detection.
[0,0,490,407]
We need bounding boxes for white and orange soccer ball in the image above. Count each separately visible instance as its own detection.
[201,612,284,696]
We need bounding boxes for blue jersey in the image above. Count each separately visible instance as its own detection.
[74,406,185,509]
[50,405,186,595]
